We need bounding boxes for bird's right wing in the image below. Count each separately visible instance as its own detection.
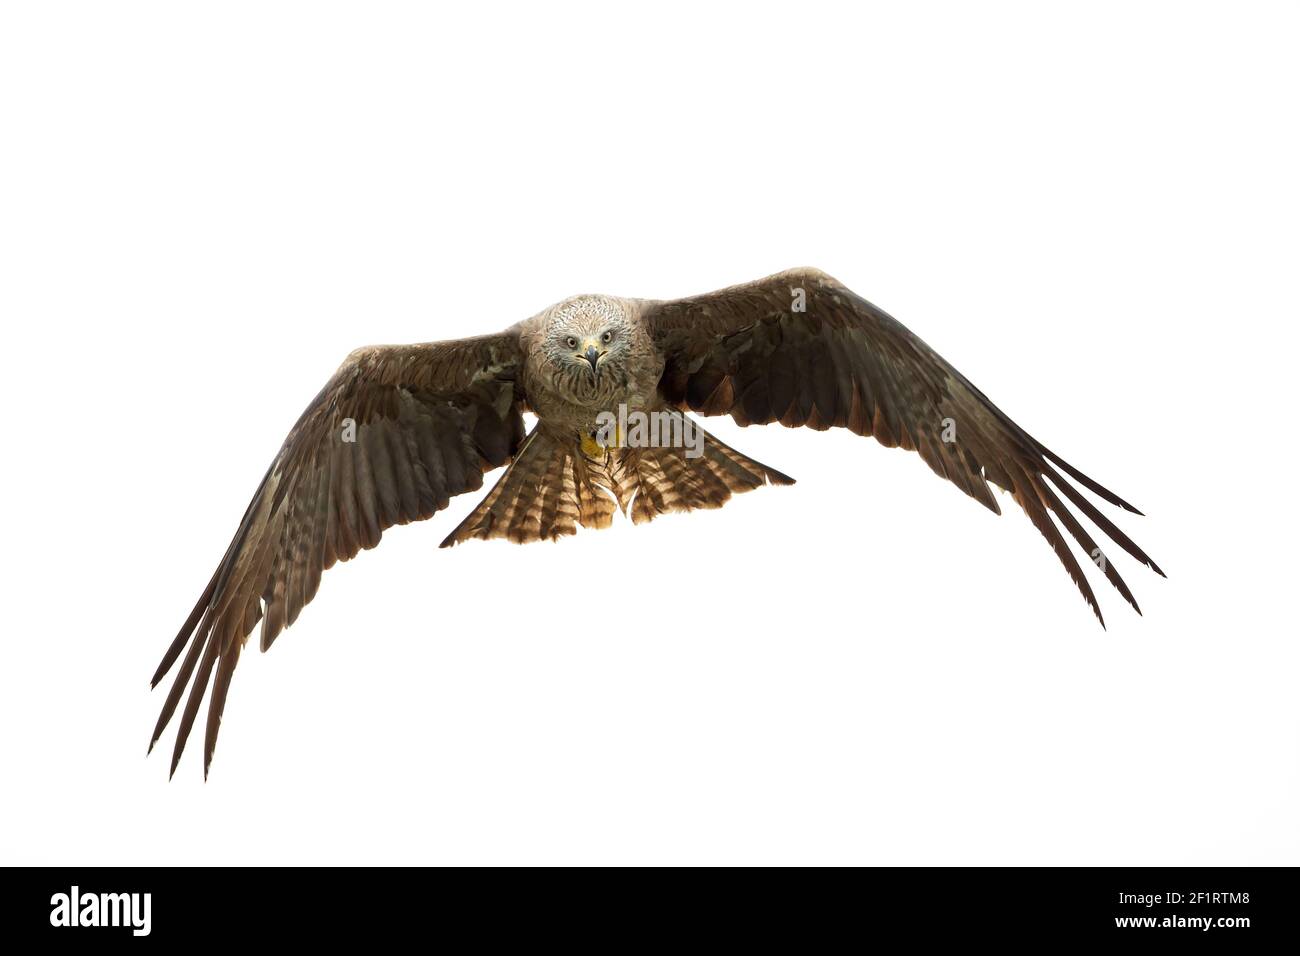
[151,331,528,778]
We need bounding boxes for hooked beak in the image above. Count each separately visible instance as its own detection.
[582,342,602,372]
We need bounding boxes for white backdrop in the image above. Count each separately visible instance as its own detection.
[2,1,1297,865]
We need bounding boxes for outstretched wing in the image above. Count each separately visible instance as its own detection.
[647,268,1163,622]
[152,332,527,777]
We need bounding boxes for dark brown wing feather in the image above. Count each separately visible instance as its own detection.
[648,268,1163,623]
[151,332,527,778]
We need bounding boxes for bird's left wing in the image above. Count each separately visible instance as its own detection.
[645,268,1163,624]
[151,332,527,777]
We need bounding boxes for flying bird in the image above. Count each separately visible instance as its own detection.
[151,268,1163,777]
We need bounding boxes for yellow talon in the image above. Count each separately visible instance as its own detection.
[580,433,604,458]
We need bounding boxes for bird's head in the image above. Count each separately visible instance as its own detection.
[541,295,637,393]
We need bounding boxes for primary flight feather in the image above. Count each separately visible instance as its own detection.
[151,268,1163,777]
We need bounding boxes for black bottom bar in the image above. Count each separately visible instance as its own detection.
[3,866,1292,945]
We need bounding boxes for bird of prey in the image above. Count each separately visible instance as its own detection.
[151,268,1162,777]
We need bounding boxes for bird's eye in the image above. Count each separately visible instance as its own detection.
[602,330,614,344]
[565,336,578,350]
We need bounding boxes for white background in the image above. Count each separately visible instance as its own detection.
[2,1,1297,865]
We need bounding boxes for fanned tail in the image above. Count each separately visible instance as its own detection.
[440,414,794,546]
